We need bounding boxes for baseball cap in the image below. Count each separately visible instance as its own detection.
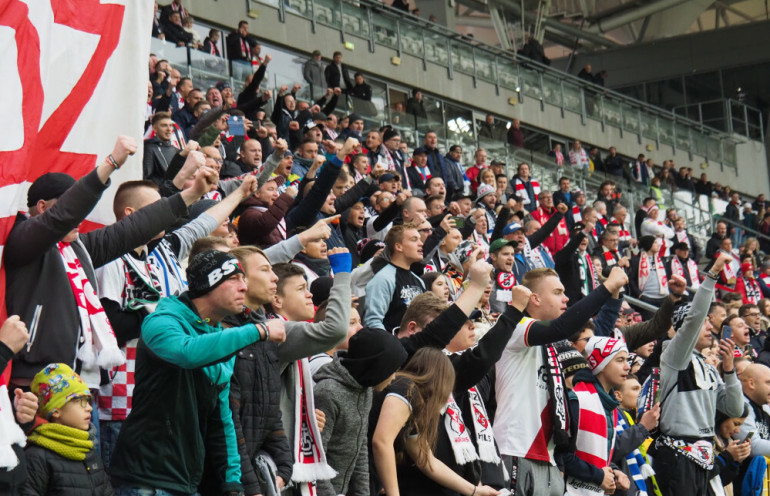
[489,238,518,253]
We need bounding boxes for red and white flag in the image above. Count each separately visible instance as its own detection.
[0,0,153,382]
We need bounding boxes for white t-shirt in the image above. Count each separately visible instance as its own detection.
[493,317,555,464]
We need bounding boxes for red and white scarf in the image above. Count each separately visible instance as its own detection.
[638,254,668,295]
[571,205,582,223]
[611,218,631,242]
[443,387,500,465]
[513,178,540,208]
[602,246,618,267]
[566,381,617,496]
[741,277,761,304]
[721,253,740,282]
[597,214,609,229]
[292,357,337,495]
[57,242,124,369]
[671,256,700,289]
[675,230,690,248]
[554,150,564,166]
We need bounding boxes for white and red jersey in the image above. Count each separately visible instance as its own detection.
[494,317,555,464]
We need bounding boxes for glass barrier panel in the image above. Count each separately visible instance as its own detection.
[658,117,674,146]
[343,4,370,38]
[285,0,311,17]
[231,60,256,86]
[541,73,562,108]
[519,67,542,100]
[372,14,398,50]
[189,48,229,80]
[602,97,622,128]
[151,37,190,70]
[562,80,582,114]
[400,22,424,58]
[315,0,341,28]
[621,103,639,133]
[706,135,721,161]
[724,143,736,167]
[498,62,519,92]
[424,33,449,67]
[445,103,476,154]
[674,122,691,152]
[452,42,475,76]
[475,51,496,83]
[414,95,444,139]
[640,112,657,141]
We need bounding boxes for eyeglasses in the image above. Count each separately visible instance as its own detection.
[72,397,92,409]
[744,312,761,318]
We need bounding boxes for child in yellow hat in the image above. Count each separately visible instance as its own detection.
[22,363,111,495]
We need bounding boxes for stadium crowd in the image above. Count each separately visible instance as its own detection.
[4,3,770,496]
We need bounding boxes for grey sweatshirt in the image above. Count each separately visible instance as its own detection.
[659,277,744,439]
[314,357,371,496]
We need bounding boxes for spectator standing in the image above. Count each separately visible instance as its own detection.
[506,118,525,148]
[530,193,569,254]
[548,143,565,167]
[226,20,256,63]
[143,112,180,184]
[568,140,589,171]
[511,162,541,213]
[724,192,742,246]
[110,251,284,495]
[654,253,742,496]
[493,267,627,496]
[324,51,353,94]
[706,221,729,260]
[202,29,221,56]
[405,89,428,120]
[350,73,376,116]
[465,148,487,193]
[631,154,652,186]
[604,146,626,180]
[303,50,326,100]
[363,224,426,332]
[554,228,598,306]
[478,113,506,142]
[629,236,669,311]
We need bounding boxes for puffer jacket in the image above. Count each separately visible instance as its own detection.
[237,193,295,248]
[226,308,293,495]
[314,356,371,496]
[22,426,112,496]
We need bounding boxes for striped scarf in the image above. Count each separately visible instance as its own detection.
[513,178,540,208]
[571,205,582,223]
[615,410,656,496]
[611,218,631,242]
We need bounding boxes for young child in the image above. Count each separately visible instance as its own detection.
[23,363,112,495]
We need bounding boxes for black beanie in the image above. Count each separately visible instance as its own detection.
[27,172,76,207]
[341,328,408,387]
[186,250,244,298]
[554,339,588,379]
[382,128,400,142]
[310,276,334,307]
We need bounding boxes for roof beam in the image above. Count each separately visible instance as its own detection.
[585,0,691,34]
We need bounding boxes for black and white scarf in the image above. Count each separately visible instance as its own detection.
[543,342,570,447]
[442,388,501,465]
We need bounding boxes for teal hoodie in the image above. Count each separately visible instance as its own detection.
[110,294,263,494]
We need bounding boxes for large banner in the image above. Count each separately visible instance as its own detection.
[0,0,154,373]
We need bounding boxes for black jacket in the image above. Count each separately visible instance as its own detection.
[4,168,189,381]
[554,232,595,306]
[324,63,353,91]
[143,137,178,184]
[226,32,254,61]
[706,233,726,260]
[22,429,112,496]
[225,309,293,495]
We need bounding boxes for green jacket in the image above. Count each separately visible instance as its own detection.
[110,294,263,494]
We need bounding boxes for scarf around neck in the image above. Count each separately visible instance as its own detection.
[28,422,93,461]
[57,242,125,369]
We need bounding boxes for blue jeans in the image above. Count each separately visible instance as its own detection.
[99,420,122,471]
[114,488,199,496]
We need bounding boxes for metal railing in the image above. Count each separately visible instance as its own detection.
[242,0,749,167]
[673,99,765,142]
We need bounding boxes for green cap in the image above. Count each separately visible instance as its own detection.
[489,238,518,254]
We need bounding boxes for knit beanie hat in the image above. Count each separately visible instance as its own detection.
[382,128,399,142]
[584,336,628,375]
[554,339,588,379]
[310,276,334,306]
[476,183,495,204]
[186,250,244,298]
[341,328,408,387]
[672,301,692,332]
[31,363,91,419]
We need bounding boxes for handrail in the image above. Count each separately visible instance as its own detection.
[713,213,770,244]
[623,295,662,313]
